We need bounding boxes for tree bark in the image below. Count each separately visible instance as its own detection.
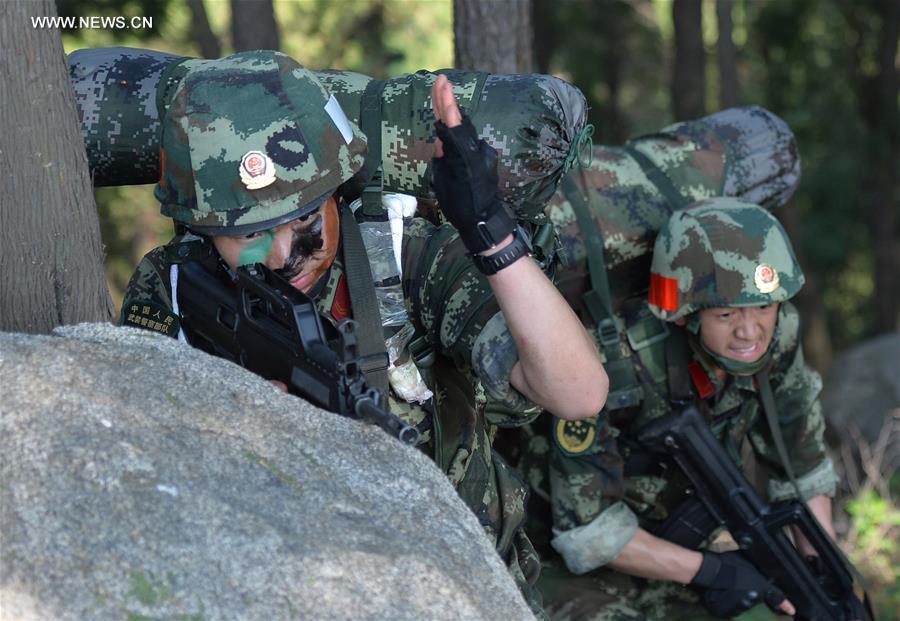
[231,0,280,53]
[454,0,534,73]
[188,0,222,59]
[716,0,738,109]
[671,0,706,120]
[862,0,900,333]
[532,0,555,74]
[0,0,114,333]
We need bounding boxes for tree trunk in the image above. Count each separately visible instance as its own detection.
[454,0,534,73]
[0,0,114,334]
[671,0,706,120]
[231,0,280,53]
[604,49,626,144]
[188,0,222,59]
[532,0,555,74]
[862,0,900,333]
[716,0,738,109]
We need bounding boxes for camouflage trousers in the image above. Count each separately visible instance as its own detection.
[537,557,718,621]
[506,529,549,620]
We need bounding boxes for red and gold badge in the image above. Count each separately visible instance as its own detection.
[239,150,276,190]
[754,263,780,293]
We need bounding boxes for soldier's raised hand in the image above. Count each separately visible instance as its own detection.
[430,75,516,256]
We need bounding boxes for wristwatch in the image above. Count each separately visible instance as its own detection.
[471,225,532,275]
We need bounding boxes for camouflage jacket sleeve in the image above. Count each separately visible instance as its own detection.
[749,303,838,501]
[119,245,182,339]
[546,414,638,574]
[401,217,537,416]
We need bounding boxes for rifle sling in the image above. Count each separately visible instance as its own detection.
[755,367,802,500]
[339,204,390,396]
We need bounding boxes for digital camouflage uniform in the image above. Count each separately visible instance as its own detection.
[117,51,544,614]
[520,200,838,621]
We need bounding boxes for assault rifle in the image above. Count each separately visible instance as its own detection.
[176,260,420,446]
[639,405,872,621]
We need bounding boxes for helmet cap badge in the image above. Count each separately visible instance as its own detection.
[754,263,780,294]
[239,150,277,190]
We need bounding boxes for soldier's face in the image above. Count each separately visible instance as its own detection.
[698,304,779,364]
[211,197,340,293]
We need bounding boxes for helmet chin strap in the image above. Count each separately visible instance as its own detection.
[687,313,775,376]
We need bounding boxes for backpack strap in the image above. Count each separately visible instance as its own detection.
[622,143,692,211]
[665,325,693,404]
[562,172,642,410]
[339,203,390,397]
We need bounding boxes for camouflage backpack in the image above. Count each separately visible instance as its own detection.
[545,107,800,410]
[68,46,589,226]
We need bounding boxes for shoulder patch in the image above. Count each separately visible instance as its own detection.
[553,416,599,456]
[122,300,180,337]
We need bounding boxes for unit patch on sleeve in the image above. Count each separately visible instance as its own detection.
[122,300,180,337]
[554,416,599,456]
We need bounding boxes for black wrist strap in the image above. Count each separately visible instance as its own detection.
[471,225,531,275]
[691,552,721,587]
[458,200,516,254]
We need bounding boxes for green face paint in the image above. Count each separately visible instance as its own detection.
[237,229,276,266]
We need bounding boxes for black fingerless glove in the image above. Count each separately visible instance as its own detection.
[690,551,787,618]
[431,116,516,255]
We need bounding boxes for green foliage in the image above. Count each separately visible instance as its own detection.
[56,0,174,46]
[537,0,669,143]
[276,0,452,76]
[846,490,900,618]
[95,186,172,310]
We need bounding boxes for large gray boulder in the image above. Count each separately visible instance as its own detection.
[821,332,899,481]
[0,323,533,621]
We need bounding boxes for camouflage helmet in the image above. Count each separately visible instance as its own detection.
[648,197,804,321]
[156,50,367,235]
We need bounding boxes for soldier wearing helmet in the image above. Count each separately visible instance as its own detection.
[119,51,608,612]
[521,198,841,620]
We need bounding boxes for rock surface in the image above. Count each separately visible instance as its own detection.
[0,323,533,621]
[821,332,899,480]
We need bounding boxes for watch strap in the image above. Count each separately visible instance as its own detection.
[472,225,531,275]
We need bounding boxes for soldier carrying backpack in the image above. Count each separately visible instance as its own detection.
[118,51,608,615]
[521,198,869,620]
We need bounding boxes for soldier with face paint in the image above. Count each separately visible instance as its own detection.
[119,51,608,614]
[521,198,848,620]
